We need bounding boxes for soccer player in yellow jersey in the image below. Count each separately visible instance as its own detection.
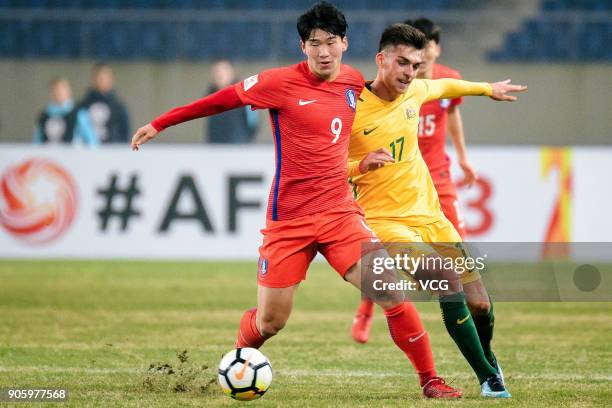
[347,24,526,398]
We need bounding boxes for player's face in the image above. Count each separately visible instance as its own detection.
[51,80,72,104]
[301,29,348,81]
[94,67,114,93]
[377,45,423,97]
[418,40,440,79]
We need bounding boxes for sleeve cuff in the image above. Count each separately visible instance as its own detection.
[348,160,362,178]
[150,120,163,132]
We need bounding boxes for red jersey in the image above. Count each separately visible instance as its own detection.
[417,64,462,191]
[235,61,364,221]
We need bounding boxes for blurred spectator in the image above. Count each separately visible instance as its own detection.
[79,63,131,143]
[205,59,259,144]
[33,77,98,146]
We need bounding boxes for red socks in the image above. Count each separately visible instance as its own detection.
[235,308,266,349]
[384,302,437,386]
[236,303,436,387]
[357,298,375,316]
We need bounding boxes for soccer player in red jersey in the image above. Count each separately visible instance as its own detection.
[350,17,507,394]
[413,18,473,238]
[131,3,461,398]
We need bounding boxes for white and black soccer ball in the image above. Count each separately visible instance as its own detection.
[218,348,273,401]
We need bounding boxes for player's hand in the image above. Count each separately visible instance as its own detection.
[459,160,478,187]
[489,79,528,101]
[131,123,158,151]
[359,148,395,174]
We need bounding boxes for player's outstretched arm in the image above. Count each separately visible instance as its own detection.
[425,78,527,103]
[489,79,528,102]
[131,85,245,151]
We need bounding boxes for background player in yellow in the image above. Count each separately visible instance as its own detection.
[347,23,526,398]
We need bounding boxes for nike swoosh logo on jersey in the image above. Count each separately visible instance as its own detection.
[298,99,317,106]
[363,126,379,135]
[457,315,470,325]
[408,331,426,343]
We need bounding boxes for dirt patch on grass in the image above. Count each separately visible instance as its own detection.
[141,350,216,395]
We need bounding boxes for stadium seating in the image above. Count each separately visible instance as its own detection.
[489,0,612,62]
[541,0,612,11]
[1,0,610,61]
[1,0,475,10]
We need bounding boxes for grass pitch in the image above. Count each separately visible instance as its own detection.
[0,260,611,407]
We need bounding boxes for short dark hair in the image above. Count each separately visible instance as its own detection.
[378,23,427,52]
[404,18,441,44]
[297,2,347,42]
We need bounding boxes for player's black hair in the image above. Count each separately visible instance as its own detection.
[378,23,427,52]
[404,18,441,44]
[297,2,348,42]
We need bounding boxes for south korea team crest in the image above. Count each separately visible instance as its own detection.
[259,258,268,277]
[345,89,356,111]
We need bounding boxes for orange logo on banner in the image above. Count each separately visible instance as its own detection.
[540,148,572,258]
[0,158,78,245]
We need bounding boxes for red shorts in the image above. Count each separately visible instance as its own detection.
[257,200,378,288]
[438,190,466,239]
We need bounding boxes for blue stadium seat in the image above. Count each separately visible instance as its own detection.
[0,20,18,56]
[34,21,81,58]
[177,20,273,61]
[490,1,612,62]
[171,0,201,9]
[579,22,609,60]
[0,0,488,9]
[45,0,82,8]
[278,22,303,59]
[504,31,533,60]
[196,0,228,9]
[540,0,612,11]
[541,0,560,10]
[345,22,374,59]
[330,0,369,10]
[176,22,216,60]
[18,20,40,58]
[1,0,609,61]
[7,0,43,8]
[80,0,119,8]
[212,22,272,59]
[87,21,137,60]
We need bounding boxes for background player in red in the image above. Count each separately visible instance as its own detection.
[351,17,503,388]
[131,3,461,398]
[412,18,473,238]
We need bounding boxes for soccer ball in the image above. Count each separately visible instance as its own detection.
[218,348,273,401]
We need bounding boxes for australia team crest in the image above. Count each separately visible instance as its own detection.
[405,106,417,120]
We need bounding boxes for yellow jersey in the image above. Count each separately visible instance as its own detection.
[348,78,492,225]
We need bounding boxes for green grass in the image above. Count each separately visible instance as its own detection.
[0,260,611,407]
